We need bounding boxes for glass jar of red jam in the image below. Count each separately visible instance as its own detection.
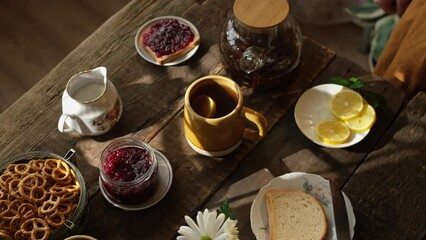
[100,138,159,204]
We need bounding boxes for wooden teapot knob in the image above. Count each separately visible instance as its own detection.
[233,0,289,29]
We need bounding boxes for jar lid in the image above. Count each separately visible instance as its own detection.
[233,0,289,29]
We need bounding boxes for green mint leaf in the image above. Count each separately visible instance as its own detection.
[329,76,364,91]
[348,77,358,83]
[348,77,364,90]
[328,77,351,87]
[217,199,233,220]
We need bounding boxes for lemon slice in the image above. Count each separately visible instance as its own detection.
[345,104,376,132]
[330,90,364,120]
[316,120,351,144]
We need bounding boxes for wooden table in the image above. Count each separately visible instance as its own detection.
[0,0,425,239]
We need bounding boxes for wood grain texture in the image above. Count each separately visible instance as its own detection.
[206,56,406,239]
[0,0,369,115]
[0,0,411,239]
[225,56,404,186]
[204,168,275,240]
[344,92,426,240]
[0,0,129,112]
[81,39,335,240]
[0,0,333,239]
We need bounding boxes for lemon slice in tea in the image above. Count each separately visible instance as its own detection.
[345,104,376,132]
[330,90,364,120]
[316,120,351,145]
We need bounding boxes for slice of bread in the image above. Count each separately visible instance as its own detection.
[143,34,199,65]
[140,18,200,65]
[265,189,327,240]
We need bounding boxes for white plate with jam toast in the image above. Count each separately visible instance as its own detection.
[135,16,200,66]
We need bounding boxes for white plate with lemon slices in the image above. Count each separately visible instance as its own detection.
[294,84,376,148]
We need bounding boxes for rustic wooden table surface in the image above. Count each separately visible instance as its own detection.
[0,0,425,239]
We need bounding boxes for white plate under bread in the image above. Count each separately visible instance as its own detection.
[134,16,200,66]
[250,172,356,240]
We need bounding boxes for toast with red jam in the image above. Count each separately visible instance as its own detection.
[140,18,200,65]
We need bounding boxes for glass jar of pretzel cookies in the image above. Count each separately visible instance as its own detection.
[99,138,159,205]
[0,150,88,240]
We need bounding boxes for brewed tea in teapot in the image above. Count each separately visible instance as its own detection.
[220,0,303,91]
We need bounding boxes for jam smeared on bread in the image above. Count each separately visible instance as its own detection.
[141,18,199,64]
[265,189,328,240]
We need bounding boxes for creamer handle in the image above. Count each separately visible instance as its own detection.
[58,114,75,133]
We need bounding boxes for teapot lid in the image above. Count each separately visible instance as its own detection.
[233,0,289,29]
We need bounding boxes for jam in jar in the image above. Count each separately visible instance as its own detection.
[220,0,303,92]
[100,138,159,204]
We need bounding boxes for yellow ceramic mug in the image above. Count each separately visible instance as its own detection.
[184,75,267,157]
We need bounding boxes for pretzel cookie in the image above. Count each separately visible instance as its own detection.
[0,158,81,240]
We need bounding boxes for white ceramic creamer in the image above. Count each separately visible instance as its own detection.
[58,67,122,136]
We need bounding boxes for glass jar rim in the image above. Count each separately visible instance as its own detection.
[100,138,158,186]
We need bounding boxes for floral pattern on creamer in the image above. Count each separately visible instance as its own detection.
[302,177,331,207]
[92,99,122,131]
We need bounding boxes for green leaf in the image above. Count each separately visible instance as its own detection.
[217,199,233,220]
[327,76,387,110]
[347,77,364,90]
[328,76,364,90]
[328,77,351,87]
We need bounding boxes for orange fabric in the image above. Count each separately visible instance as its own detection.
[374,0,426,98]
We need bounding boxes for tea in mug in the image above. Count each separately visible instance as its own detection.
[190,82,237,118]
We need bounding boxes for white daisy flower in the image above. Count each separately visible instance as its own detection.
[177,209,239,240]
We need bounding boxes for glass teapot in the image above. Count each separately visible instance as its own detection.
[220,0,303,91]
